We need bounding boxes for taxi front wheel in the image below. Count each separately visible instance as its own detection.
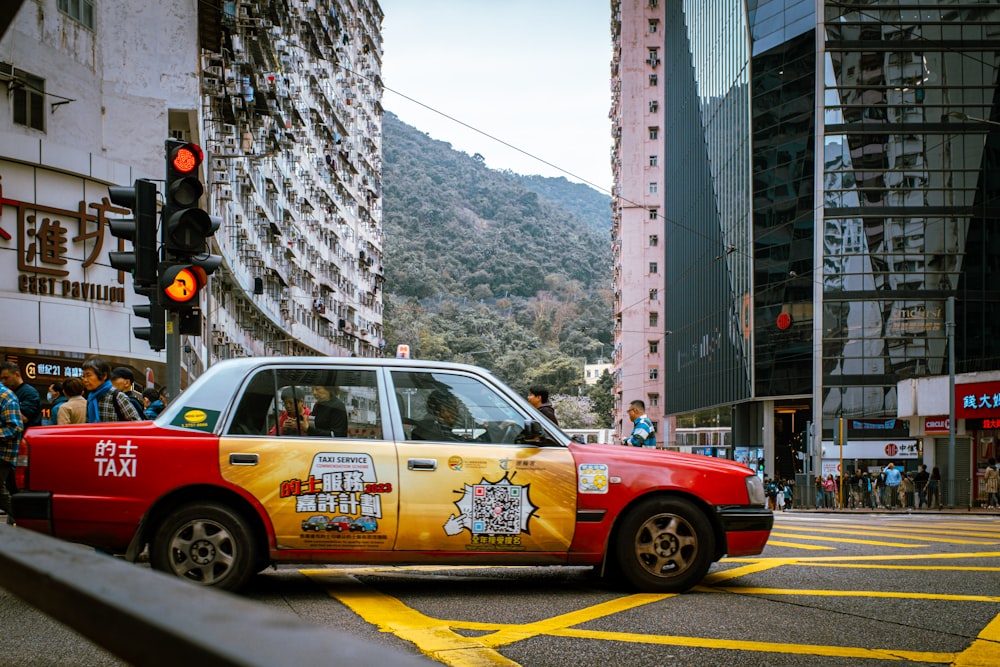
[150,502,258,591]
[612,496,715,593]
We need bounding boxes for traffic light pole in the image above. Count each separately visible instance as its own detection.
[166,312,181,402]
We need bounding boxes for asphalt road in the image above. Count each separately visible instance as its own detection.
[2,512,999,666]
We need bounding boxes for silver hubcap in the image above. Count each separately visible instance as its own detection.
[168,519,236,585]
[633,512,698,577]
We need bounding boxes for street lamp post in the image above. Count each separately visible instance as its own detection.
[947,296,956,509]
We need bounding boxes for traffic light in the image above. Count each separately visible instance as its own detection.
[133,285,166,351]
[160,138,222,319]
[108,178,164,350]
[107,179,158,287]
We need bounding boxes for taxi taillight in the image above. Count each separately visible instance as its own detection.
[14,440,28,490]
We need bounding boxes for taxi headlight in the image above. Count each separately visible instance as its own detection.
[745,474,766,506]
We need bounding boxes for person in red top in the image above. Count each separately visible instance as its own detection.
[269,388,310,436]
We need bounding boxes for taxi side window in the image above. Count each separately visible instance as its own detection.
[226,368,382,439]
[390,370,526,443]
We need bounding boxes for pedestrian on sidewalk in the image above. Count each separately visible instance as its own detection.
[0,384,24,524]
[913,464,930,508]
[927,467,942,509]
[983,458,999,509]
[883,463,902,509]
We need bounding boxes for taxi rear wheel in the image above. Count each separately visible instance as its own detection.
[150,502,257,591]
[612,496,715,593]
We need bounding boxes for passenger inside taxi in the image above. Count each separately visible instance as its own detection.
[308,385,348,437]
[269,388,310,436]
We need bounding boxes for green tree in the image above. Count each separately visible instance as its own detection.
[587,370,614,428]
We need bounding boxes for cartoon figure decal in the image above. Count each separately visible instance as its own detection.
[443,473,537,549]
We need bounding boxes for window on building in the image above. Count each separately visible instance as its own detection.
[12,72,45,132]
[57,0,95,29]
[649,126,659,140]
[649,262,658,274]
[649,234,658,246]
[649,209,659,220]
[649,155,658,167]
[649,368,659,380]
[649,100,659,113]
[648,182,658,194]
[649,288,658,301]
[649,74,658,86]
[649,19,659,33]
[648,393,659,407]
[649,312,658,327]
[649,340,659,354]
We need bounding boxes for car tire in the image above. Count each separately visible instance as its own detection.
[150,502,258,591]
[612,496,715,593]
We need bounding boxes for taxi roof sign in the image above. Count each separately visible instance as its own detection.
[396,344,410,359]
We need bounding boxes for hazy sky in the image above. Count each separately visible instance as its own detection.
[378,1,613,192]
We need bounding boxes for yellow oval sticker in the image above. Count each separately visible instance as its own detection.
[183,409,207,423]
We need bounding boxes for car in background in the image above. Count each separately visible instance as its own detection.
[13,357,771,593]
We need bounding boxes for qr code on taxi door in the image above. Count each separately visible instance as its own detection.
[471,484,521,534]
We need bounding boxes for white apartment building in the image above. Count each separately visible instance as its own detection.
[0,0,383,402]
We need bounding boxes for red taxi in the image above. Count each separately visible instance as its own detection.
[13,357,771,592]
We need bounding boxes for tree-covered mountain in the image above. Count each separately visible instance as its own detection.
[381,111,613,413]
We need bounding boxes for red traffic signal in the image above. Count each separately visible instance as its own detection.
[165,139,204,208]
[170,143,202,175]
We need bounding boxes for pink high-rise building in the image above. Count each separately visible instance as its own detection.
[609,0,670,445]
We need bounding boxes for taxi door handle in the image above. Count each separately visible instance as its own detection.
[229,453,259,466]
[407,458,437,471]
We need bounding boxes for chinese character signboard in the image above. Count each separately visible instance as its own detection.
[1,169,129,305]
[956,381,1000,420]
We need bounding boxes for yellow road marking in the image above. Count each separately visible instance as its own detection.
[300,553,1000,666]
[702,560,789,585]
[727,550,1000,563]
[768,531,927,547]
[301,570,518,666]
[547,627,956,663]
[775,525,997,545]
[702,586,1000,603]
[474,593,673,648]
[797,563,1000,572]
[953,610,1000,666]
[880,524,1000,539]
[764,539,835,550]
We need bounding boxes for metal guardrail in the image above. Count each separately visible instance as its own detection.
[0,524,432,666]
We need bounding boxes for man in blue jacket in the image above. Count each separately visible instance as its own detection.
[883,462,903,509]
[625,400,656,448]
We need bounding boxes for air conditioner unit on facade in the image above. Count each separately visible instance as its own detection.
[216,171,231,184]
[220,187,234,200]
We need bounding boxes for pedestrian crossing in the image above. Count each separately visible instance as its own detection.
[763,514,1000,551]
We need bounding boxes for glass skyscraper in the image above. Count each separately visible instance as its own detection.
[660,0,1000,481]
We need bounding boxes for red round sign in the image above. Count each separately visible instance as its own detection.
[776,312,792,330]
[884,442,898,457]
